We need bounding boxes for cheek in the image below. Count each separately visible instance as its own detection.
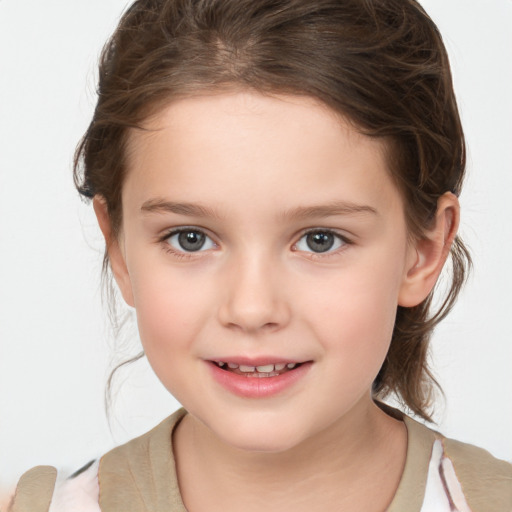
[311,280,399,398]
[299,253,405,361]
[129,265,210,366]
[132,279,209,398]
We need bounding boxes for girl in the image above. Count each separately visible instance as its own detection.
[6,0,512,511]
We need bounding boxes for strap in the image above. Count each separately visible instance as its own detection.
[10,466,57,512]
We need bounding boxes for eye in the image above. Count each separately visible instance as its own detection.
[166,229,216,253]
[295,230,346,254]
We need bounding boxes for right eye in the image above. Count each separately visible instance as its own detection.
[165,229,216,253]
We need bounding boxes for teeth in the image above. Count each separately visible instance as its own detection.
[218,361,301,372]
[256,364,275,372]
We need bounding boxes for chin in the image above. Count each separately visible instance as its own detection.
[208,413,311,454]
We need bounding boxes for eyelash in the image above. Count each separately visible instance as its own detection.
[294,229,352,259]
[159,227,216,260]
[158,227,352,260]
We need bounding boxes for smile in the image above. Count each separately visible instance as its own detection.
[212,361,301,378]
[207,360,312,398]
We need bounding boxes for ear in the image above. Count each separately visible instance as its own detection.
[398,192,460,307]
[93,196,135,307]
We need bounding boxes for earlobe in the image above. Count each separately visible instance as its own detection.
[398,192,460,307]
[93,196,135,307]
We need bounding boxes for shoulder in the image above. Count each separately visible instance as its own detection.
[404,415,512,511]
[8,409,187,512]
[7,466,57,512]
[441,434,512,510]
[8,461,100,512]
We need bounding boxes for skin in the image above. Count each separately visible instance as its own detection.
[0,493,12,511]
[95,91,459,512]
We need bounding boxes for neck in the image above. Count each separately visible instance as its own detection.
[173,399,407,512]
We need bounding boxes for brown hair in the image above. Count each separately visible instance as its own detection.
[74,0,470,421]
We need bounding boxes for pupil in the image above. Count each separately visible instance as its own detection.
[307,232,334,253]
[178,231,205,251]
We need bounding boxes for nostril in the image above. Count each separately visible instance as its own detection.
[217,280,291,333]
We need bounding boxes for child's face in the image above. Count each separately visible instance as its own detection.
[113,91,419,452]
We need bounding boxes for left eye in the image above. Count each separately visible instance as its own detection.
[166,229,216,252]
[295,231,345,253]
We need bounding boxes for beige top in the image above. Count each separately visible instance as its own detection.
[9,408,512,512]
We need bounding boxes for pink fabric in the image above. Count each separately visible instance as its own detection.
[48,460,100,512]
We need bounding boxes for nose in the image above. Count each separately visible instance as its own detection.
[217,253,291,334]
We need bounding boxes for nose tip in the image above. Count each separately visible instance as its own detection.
[217,261,290,333]
[220,304,283,333]
[218,290,289,333]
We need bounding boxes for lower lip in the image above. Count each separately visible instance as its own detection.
[207,361,312,398]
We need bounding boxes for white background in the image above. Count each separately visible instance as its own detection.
[1,0,511,490]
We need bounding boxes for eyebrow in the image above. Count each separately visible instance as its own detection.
[141,199,223,219]
[280,201,378,221]
[140,198,378,220]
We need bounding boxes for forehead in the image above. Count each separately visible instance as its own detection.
[123,91,402,219]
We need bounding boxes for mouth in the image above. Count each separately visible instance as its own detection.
[207,359,313,398]
[209,361,305,378]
